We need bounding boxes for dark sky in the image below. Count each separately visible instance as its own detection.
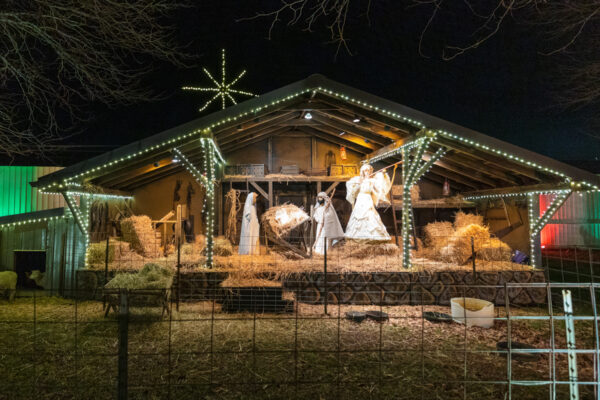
[55,1,599,167]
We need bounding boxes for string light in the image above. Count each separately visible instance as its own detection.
[182,49,257,112]
[38,84,595,194]
[0,215,63,229]
[464,189,573,201]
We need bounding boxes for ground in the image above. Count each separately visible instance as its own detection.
[0,296,596,399]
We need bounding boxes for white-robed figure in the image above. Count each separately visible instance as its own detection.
[238,192,260,255]
[313,192,344,255]
[344,163,392,241]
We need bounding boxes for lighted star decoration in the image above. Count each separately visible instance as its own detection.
[182,49,257,112]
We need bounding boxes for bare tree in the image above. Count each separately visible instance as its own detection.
[0,0,190,158]
[250,0,600,125]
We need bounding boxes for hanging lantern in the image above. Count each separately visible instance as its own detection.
[443,178,450,196]
[340,146,347,160]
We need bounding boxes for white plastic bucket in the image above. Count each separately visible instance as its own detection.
[450,297,495,328]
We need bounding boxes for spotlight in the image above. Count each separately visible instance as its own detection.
[172,157,180,163]
[339,131,345,136]
[352,115,360,123]
[304,112,312,120]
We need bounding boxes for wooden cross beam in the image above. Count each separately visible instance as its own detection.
[249,181,269,201]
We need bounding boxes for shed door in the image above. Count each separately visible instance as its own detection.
[14,250,46,288]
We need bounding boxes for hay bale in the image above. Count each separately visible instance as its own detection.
[423,221,454,248]
[478,238,512,261]
[391,185,420,203]
[261,204,309,238]
[105,263,173,290]
[213,236,233,256]
[330,241,399,259]
[454,211,484,229]
[120,215,161,257]
[437,224,491,264]
[86,242,114,265]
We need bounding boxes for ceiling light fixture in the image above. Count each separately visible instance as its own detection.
[304,112,312,120]
[339,131,345,136]
[352,115,360,123]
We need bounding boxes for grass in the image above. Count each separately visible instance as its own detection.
[0,295,597,399]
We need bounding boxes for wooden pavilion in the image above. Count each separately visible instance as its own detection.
[30,74,600,270]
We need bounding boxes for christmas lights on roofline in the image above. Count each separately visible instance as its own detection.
[35,85,597,193]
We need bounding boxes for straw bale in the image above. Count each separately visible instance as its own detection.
[453,211,484,229]
[332,240,400,259]
[120,215,161,257]
[87,242,114,265]
[423,221,454,248]
[477,238,512,261]
[391,185,420,203]
[221,275,281,288]
[213,236,233,256]
[434,224,490,265]
[261,204,309,238]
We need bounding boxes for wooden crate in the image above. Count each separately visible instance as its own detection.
[224,164,265,177]
[328,164,358,176]
[280,165,300,174]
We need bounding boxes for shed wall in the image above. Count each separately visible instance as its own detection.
[540,192,600,247]
[0,216,86,293]
[0,166,64,216]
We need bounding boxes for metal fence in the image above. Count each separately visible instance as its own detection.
[2,233,600,399]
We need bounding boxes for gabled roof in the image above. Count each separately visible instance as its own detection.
[33,74,600,193]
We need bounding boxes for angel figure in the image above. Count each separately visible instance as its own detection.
[344,163,391,241]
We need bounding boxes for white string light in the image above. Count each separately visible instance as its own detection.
[182,49,257,112]
[0,215,63,229]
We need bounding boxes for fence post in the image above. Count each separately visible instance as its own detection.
[471,236,476,280]
[118,289,129,400]
[103,236,110,308]
[323,236,328,315]
[177,238,181,312]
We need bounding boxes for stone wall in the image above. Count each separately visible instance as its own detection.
[283,270,546,306]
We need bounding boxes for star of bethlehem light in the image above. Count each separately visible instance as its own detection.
[182,49,257,112]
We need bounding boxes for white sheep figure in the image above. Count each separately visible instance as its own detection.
[27,270,47,290]
[0,271,17,301]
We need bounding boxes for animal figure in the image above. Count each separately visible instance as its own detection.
[27,270,47,289]
[0,271,17,301]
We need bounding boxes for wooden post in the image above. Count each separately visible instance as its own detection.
[268,181,273,208]
[311,137,317,172]
[117,289,129,400]
[175,204,182,246]
[176,238,181,312]
[217,182,224,236]
[527,194,542,269]
[268,137,273,173]
[471,236,476,280]
[401,149,412,269]
[103,236,110,308]
[323,236,328,315]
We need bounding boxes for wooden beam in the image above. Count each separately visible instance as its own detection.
[220,127,291,153]
[310,113,391,146]
[268,137,273,173]
[249,181,269,201]
[443,152,520,185]
[365,135,421,163]
[213,110,295,140]
[94,155,174,187]
[218,116,296,147]
[268,181,273,208]
[216,112,297,145]
[311,137,317,170]
[428,165,480,189]
[317,109,403,140]
[297,127,371,154]
[325,181,340,195]
[424,154,498,187]
[434,137,544,182]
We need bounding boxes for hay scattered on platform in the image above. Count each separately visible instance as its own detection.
[105,263,173,289]
[454,211,484,230]
[438,224,491,264]
[261,204,309,238]
[477,238,512,261]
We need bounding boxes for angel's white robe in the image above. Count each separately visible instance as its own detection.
[344,171,391,241]
[238,192,260,255]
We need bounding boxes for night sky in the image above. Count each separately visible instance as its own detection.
[50,1,600,168]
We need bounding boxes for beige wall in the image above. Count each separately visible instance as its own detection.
[132,170,205,235]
